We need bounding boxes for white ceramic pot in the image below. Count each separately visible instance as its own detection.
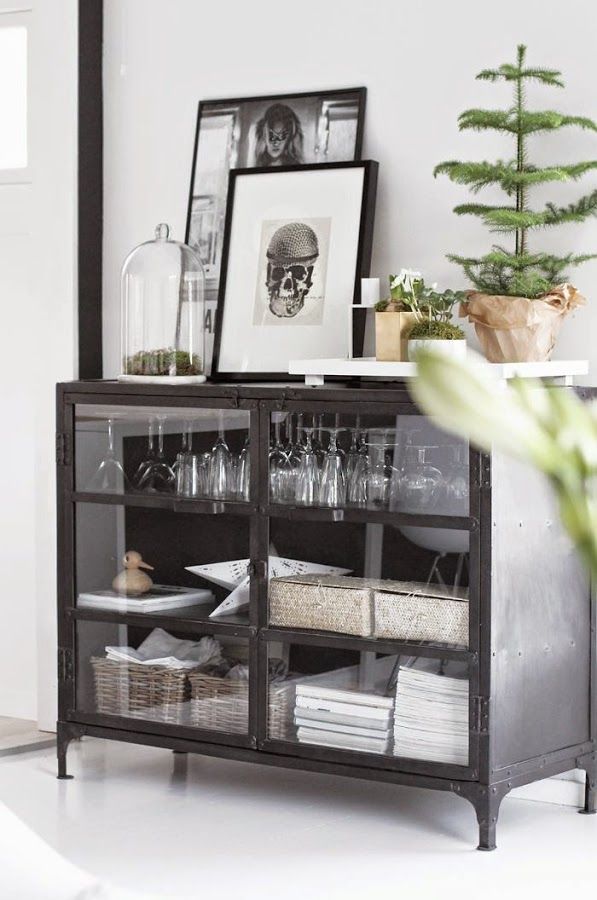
[408,338,467,361]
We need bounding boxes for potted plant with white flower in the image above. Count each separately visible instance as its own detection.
[406,286,467,360]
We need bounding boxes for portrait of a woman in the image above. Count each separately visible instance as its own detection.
[253,103,305,166]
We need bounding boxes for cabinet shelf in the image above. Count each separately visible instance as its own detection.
[260,627,472,660]
[69,605,253,637]
[71,491,255,515]
[264,503,475,530]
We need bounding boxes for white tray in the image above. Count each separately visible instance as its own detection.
[288,357,588,386]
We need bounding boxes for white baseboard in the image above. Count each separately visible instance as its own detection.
[510,770,585,807]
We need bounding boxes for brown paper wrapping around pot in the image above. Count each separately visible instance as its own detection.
[460,283,586,363]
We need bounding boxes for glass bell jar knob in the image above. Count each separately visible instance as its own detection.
[118,223,207,383]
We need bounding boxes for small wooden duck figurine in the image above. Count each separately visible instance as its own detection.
[112,551,154,596]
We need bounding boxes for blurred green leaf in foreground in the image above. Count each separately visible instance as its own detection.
[412,350,597,578]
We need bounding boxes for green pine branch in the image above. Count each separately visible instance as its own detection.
[434,160,597,195]
[477,46,564,87]
[459,108,597,136]
[453,190,597,231]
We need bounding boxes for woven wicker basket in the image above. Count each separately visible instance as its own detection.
[188,671,296,739]
[269,574,374,637]
[91,657,193,725]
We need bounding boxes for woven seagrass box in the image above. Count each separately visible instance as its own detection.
[269,575,469,646]
[269,574,375,637]
[373,580,469,647]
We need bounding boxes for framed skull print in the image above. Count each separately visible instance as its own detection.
[184,88,366,371]
[212,161,378,379]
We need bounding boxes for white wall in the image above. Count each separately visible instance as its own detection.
[103,0,597,377]
[0,0,78,725]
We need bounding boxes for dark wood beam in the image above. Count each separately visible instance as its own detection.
[78,0,103,378]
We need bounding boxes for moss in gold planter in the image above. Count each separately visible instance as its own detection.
[124,348,202,377]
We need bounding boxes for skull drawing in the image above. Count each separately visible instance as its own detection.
[265,222,319,317]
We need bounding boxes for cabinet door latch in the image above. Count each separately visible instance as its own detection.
[56,433,72,466]
[58,648,74,683]
[472,696,489,733]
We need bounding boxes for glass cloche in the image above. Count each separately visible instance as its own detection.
[119,223,206,383]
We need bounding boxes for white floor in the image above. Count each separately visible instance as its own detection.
[0,738,595,899]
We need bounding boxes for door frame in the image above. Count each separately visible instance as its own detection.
[78,0,103,378]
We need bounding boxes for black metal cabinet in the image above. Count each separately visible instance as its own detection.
[56,380,596,850]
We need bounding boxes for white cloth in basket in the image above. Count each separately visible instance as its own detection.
[105,628,223,670]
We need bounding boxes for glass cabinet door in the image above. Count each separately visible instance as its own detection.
[265,640,470,768]
[76,620,251,736]
[74,404,251,502]
[267,410,469,519]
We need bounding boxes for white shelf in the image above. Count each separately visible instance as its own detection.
[288,357,589,386]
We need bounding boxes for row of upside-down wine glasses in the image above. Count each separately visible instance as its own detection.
[86,415,249,500]
[269,414,469,513]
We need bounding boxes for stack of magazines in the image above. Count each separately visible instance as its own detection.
[393,658,469,766]
[294,657,396,755]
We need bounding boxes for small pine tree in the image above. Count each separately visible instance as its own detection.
[435,45,597,299]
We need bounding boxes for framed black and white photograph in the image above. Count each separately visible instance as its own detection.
[212,161,378,380]
[184,88,366,316]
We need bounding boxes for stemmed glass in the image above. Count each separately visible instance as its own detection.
[269,418,291,503]
[396,445,443,513]
[136,416,175,493]
[366,430,390,507]
[346,429,369,506]
[443,443,469,515]
[311,414,326,467]
[208,414,233,499]
[236,436,251,501]
[175,422,204,497]
[87,417,131,493]
[295,426,320,506]
[132,418,156,489]
[320,425,346,507]
[345,418,362,486]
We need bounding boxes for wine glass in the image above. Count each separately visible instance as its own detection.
[174,422,193,494]
[136,416,175,493]
[87,417,131,493]
[132,418,156,489]
[208,414,233,499]
[269,417,291,503]
[396,445,444,513]
[345,417,362,486]
[443,443,469,515]
[366,430,392,507]
[346,433,369,506]
[320,426,346,508]
[295,427,320,506]
[311,414,326,467]
[236,436,251,501]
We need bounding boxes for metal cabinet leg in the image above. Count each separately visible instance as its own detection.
[56,722,74,780]
[458,783,509,851]
[579,762,596,815]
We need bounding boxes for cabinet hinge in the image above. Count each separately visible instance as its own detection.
[472,696,489,733]
[56,433,72,466]
[58,648,74,682]
[479,454,491,489]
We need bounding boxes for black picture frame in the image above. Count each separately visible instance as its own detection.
[185,85,366,246]
[212,160,378,382]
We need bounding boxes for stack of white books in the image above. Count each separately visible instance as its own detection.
[294,657,396,755]
[393,658,469,766]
